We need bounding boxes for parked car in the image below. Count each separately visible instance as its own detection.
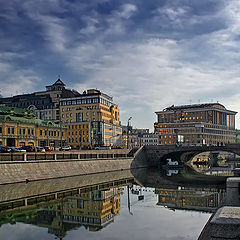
[44,146,54,151]
[9,147,26,152]
[21,145,35,152]
[36,147,45,152]
[0,146,11,153]
[60,146,72,151]
[16,147,26,152]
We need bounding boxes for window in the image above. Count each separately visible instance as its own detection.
[40,130,43,136]
[87,99,92,104]
[7,127,11,134]
[62,108,65,112]
[0,126,2,134]
[11,128,14,134]
[93,98,98,103]
[62,114,65,118]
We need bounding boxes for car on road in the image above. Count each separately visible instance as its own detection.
[21,145,35,152]
[10,147,26,152]
[36,147,45,152]
[60,146,72,151]
[0,146,11,153]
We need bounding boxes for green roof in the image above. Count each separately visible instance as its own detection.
[0,107,60,127]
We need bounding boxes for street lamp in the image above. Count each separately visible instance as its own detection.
[127,117,132,149]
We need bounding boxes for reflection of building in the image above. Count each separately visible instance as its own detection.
[63,188,121,230]
[0,187,122,239]
[156,187,225,212]
[0,106,66,147]
[154,103,237,145]
[60,89,122,148]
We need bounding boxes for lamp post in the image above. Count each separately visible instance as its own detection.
[60,121,63,149]
[127,117,132,149]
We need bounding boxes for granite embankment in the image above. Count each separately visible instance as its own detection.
[0,148,148,185]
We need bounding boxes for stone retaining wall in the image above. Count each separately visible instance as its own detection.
[0,158,135,185]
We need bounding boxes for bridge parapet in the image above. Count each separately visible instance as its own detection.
[144,144,240,166]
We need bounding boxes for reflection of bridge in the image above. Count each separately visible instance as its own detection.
[144,144,240,166]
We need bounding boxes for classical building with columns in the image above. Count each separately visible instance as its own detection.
[154,103,237,145]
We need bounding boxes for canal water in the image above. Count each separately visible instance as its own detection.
[0,167,226,240]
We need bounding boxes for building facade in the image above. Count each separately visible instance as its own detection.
[154,103,237,145]
[0,78,80,123]
[60,89,122,148]
[121,127,159,148]
[0,107,66,147]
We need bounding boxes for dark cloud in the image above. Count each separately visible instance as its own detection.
[0,0,240,129]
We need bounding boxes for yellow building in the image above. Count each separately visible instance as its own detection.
[154,103,237,145]
[66,122,91,148]
[60,89,122,148]
[63,188,121,230]
[0,106,66,147]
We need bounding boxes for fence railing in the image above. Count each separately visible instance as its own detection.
[0,149,132,162]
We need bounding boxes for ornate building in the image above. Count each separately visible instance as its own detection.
[0,106,66,147]
[0,78,80,123]
[154,103,237,145]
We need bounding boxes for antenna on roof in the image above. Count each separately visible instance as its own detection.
[58,74,61,79]
[198,99,200,103]
[189,99,192,105]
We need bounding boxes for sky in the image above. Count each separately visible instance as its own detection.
[0,0,240,131]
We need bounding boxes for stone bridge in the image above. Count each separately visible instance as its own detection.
[144,144,240,167]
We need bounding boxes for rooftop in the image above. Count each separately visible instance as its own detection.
[0,106,60,127]
[163,103,227,111]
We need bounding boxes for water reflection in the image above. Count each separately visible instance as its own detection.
[0,187,122,239]
[160,150,239,177]
[0,168,228,240]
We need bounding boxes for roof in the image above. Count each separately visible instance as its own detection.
[61,89,81,98]
[53,78,65,86]
[163,103,226,111]
[0,106,60,127]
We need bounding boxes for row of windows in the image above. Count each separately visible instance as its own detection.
[61,98,99,106]
[39,130,63,137]
[63,215,101,224]
[10,100,47,108]
[60,97,114,107]
[69,138,89,143]
[0,126,63,137]
[68,131,89,136]
[68,125,89,129]
[4,127,34,135]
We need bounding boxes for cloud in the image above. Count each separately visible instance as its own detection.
[117,4,138,19]
[1,0,240,129]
